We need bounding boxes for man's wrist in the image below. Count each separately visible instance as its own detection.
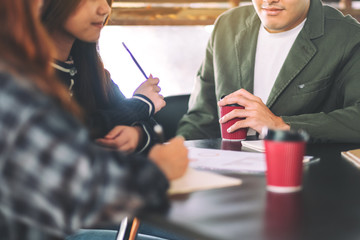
[278,117,291,130]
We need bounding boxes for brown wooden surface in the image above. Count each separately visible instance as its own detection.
[109,7,226,25]
[111,0,241,25]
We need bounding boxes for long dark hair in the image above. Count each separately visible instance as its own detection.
[0,0,80,115]
[41,0,114,113]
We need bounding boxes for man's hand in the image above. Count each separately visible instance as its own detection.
[218,89,290,133]
[96,125,143,153]
[134,74,166,113]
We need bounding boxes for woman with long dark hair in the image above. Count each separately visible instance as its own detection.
[41,0,166,154]
[0,0,188,239]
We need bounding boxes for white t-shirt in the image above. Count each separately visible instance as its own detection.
[253,20,306,104]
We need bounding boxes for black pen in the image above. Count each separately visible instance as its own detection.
[122,42,148,80]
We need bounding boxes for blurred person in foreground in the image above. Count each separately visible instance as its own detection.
[0,0,188,239]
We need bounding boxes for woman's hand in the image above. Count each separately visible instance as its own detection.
[96,125,143,153]
[134,74,166,113]
[148,137,189,180]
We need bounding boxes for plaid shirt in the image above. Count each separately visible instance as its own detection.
[0,70,169,240]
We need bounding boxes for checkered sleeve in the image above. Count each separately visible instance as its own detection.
[0,73,169,238]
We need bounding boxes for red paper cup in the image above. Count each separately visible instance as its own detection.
[264,140,306,193]
[220,104,247,141]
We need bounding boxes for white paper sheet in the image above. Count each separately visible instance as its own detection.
[189,147,267,173]
[188,147,312,174]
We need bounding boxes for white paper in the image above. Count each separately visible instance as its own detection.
[189,147,267,173]
[188,147,312,174]
[168,168,242,195]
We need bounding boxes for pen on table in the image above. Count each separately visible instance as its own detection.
[154,124,165,143]
[117,216,140,240]
[122,42,148,80]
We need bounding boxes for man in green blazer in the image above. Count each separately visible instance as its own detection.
[177,0,360,143]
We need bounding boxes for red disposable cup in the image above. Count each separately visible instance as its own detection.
[220,104,247,141]
[264,140,306,193]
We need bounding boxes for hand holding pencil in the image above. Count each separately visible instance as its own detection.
[133,75,165,113]
[123,42,166,113]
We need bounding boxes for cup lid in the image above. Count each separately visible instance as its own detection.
[261,128,309,142]
[220,95,242,107]
[225,104,241,107]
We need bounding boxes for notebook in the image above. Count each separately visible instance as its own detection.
[241,140,265,152]
[168,168,242,195]
[341,149,360,168]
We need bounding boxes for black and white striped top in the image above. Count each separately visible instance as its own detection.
[52,60,160,153]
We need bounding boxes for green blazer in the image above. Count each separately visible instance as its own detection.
[177,0,360,143]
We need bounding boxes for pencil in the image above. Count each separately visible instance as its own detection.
[129,217,140,240]
[122,42,148,79]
